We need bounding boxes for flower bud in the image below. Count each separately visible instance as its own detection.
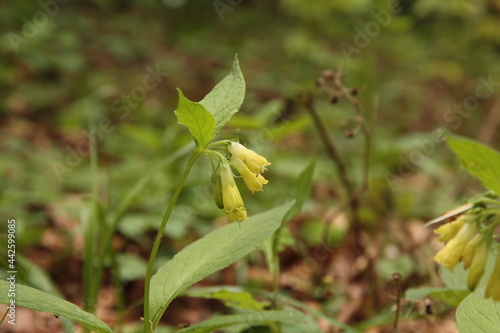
[220,162,247,223]
[228,142,271,174]
[211,168,224,209]
[231,155,268,194]
[434,215,466,243]
[467,241,489,291]
[462,234,482,270]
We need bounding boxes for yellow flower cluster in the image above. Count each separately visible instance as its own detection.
[219,142,270,223]
[434,215,500,300]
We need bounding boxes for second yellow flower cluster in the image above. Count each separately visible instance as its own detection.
[434,214,500,301]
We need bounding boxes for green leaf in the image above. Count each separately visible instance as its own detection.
[285,160,316,221]
[456,290,500,332]
[186,286,357,332]
[430,289,470,307]
[175,89,215,149]
[264,162,315,275]
[200,56,245,135]
[405,287,444,301]
[149,201,294,328]
[176,310,318,333]
[116,253,147,281]
[16,255,75,333]
[185,288,270,311]
[0,280,113,333]
[405,286,469,307]
[447,135,500,195]
[376,254,417,281]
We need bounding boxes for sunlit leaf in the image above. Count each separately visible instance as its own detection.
[447,135,500,195]
[175,89,215,149]
[200,55,245,135]
[185,288,270,311]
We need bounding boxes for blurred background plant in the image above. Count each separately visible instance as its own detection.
[1,0,500,332]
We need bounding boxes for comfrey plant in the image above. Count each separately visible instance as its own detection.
[0,57,313,333]
[141,57,277,331]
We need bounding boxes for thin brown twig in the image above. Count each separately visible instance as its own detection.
[303,92,361,231]
[330,70,372,194]
[305,69,372,236]
[392,273,402,333]
[303,94,354,195]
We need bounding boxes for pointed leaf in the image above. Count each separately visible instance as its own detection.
[447,135,500,195]
[185,288,270,311]
[0,280,113,333]
[200,56,245,134]
[175,89,215,149]
[16,255,75,333]
[149,201,294,328]
[285,160,316,220]
[176,310,318,333]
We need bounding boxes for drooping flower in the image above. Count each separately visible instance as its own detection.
[434,222,477,271]
[434,215,466,243]
[462,234,482,269]
[467,241,489,291]
[485,250,500,301]
[231,155,268,194]
[220,161,247,223]
[228,142,271,174]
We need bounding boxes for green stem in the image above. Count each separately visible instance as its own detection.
[271,226,282,309]
[479,198,500,207]
[208,140,231,148]
[205,149,227,160]
[142,149,202,332]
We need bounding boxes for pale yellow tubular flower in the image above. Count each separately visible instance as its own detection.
[228,142,271,174]
[434,222,477,271]
[467,241,489,291]
[231,155,268,194]
[434,216,466,243]
[462,233,482,269]
[220,162,248,223]
[485,250,500,301]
